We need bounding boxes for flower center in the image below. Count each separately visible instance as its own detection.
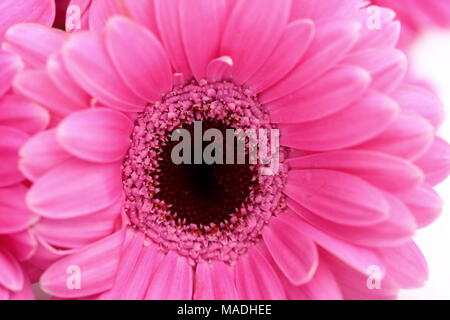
[122,80,287,265]
[155,120,258,226]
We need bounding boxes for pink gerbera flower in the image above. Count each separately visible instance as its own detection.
[6,0,450,300]
[371,0,450,47]
[0,0,54,300]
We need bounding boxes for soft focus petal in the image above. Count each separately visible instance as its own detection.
[268,65,371,123]
[0,51,23,96]
[105,16,173,102]
[180,0,226,81]
[63,31,146,112]
[279,91,399,151]
[57,108,133,163]
[287,150,423,192]
[4,23,65,68]
[20,129,72,182]
[0,126,28,187]
[0,94,49,135]
[145,251,193,300]
[194,261,238,300]
[262,213,318,285]
[27,158,123,219]
[40,229,125,298]
[285,170,389,226]
[221,0,291,84]
[0,0,55,41]
[248,19,314,93]
[235,247,286,300]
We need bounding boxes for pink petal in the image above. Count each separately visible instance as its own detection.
[13,69,86,116]
[21,237,70,281]
[0,184,37,234]
[46,52,91,108]
[291,213,385,274]
[290,0,362,22]
[0,230,37,262]
[221,0,291,84]
[287,150,423,192]
[0,94,49,135]
[279,91,399,151]
[19,129,72,182]
[379,241,428,289]
[288,193,417,247]
[415,137,450,186]
[261,20,361,103]
[0,126,28,187]
[122,0,160,38]
[353,7,400,51]
[285,170,389,226]
[145,251,193,300]
[105,16,173,101]
[154,0,191,77]
[194,261,238,300]
[206,56,233,82]
[27,158,123,219]
[0,248,24,292]
[104,243,163,300]
[0,286,9,300]
[57,108,132,163]
[325,253,398,300]
[268,65,371,123]
[248,19,314,93]
[397,183,443,228]
[87,0,123,33]
[62,31,146,112]
[101,232,144,299]
[343,48,407,94]
[180,0,226,81]
[36,198,122,249]
[392,84,445,128]
[235,246,286,300]
[262,213,318,285]
[0,0,55,42]
[4,23,65,68]
[40,229,126,298]
[357,111,434,161]
[282,260,343,300]
[0,51,23,96]
[9,274,33,300]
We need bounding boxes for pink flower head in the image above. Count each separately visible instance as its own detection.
[0,0,55,300]
[6,0,450,300]
[371,0,450,47]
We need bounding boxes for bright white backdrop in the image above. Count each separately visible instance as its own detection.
[399,30,450,300]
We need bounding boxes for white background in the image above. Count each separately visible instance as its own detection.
[399,30,450,300]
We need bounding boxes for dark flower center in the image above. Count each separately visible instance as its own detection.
[121,80,287,264]
[155,121,258,227]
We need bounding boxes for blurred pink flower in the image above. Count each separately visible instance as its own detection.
[0,0,54,300]
[6,0,450,300]
[372,0,450,47]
